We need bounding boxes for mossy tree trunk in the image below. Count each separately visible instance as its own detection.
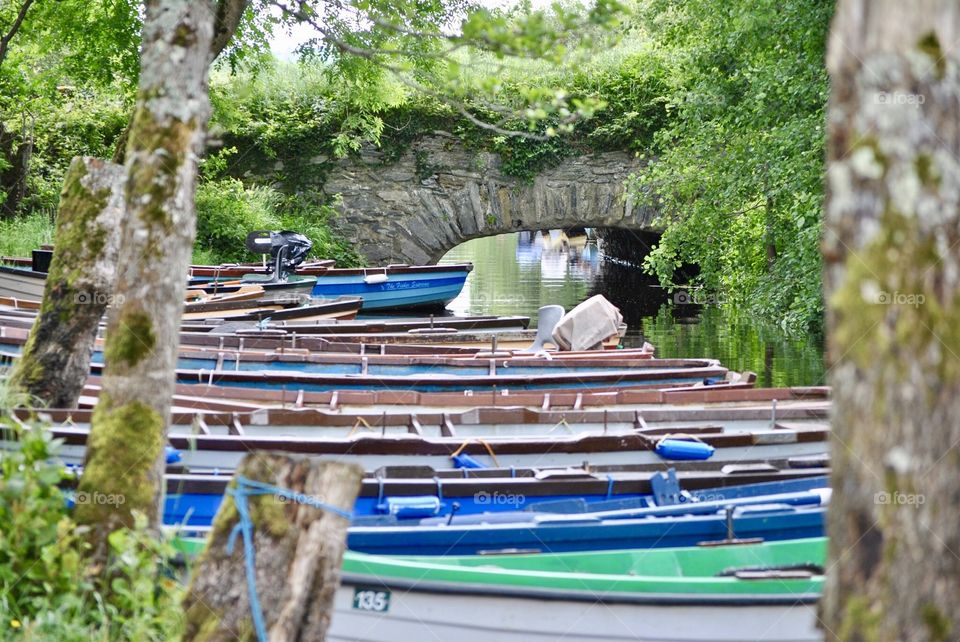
[8,157,124,406]
[75,0,216,551]
[822,1,960,639]
[183,454,363,642]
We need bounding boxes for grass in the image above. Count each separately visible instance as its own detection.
[0,212,56,260]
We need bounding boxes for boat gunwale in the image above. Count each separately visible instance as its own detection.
[337,571,822,606]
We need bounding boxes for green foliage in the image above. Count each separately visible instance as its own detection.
[631,0,832,333]
[0,212,54,258]
[195,176,362,266]
[641,305,825,386]
[195,177,283,263]
[0,421,184,641]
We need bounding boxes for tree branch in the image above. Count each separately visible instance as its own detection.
[0,0,35,70]
[270,0,576,142]
[211,0,250,62]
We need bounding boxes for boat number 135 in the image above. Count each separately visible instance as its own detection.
[352,588,391,612]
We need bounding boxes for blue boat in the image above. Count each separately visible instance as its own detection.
[309,263,472,310]
[188,230,471,311]
[162,473,829,529]
[344,496,828,555]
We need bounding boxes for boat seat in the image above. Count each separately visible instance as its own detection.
[519,305,565,352]
[420,511,538,526]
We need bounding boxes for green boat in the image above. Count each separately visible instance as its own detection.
[176,536,826,641]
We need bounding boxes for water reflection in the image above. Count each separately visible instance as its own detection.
[441,231,825,386]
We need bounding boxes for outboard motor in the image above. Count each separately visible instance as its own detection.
[245,230,313,281]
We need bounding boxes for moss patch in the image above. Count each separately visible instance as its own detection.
[52,159,113,287]
[183,600,223,642]
[921,603,952,642]
[917,32,945,79]
[915,153,940,189]
[829,208,958,385]
[126,103,196,236]
[75,396,165,529]
[104,306,156,367]
[836,595,883,642]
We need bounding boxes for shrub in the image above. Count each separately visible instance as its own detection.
[0,420,185,641]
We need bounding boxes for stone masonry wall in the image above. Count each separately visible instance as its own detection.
[321,133,657,265]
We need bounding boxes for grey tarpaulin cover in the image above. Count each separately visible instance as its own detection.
[551,294,623,351]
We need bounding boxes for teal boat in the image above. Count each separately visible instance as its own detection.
[174,536,825,641]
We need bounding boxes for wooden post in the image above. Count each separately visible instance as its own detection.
[182,453,363,642]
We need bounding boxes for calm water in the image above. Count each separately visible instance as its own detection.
[440,231,826,386]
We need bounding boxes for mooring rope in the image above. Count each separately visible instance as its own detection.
[225,475,354,642]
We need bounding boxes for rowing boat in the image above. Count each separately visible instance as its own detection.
[0,333,729,391]
[168,536,826,641]
[189,263,475,311]
[187,259,335,278]
[182,295,362,322]
[309,263,473,310]
[186,313,533,334]
[161,470,829,528]
[187,273,318,297]
[28,406,827,471]
[0,265,46,300]
[344,494,827,555]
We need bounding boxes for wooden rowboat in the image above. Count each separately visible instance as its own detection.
[310,263,473,311]
[0,265,46,300]
[170,536,826,642]
[187,259,335,278]
[190,263,475,311]
[160,470,830,528]
[26,406,828,471]
[181,295,362,322]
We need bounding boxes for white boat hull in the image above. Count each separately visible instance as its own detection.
[328,582,823,642]
[0,267,46,300]
[47,438,827,471]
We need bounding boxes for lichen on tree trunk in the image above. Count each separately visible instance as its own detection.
[75,0,216,549]
[182,454,363,642]
[8,156,124,407]
[822,1,960,639]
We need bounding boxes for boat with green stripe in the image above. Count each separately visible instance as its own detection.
[172,536,825,641]
[331,537,825,641]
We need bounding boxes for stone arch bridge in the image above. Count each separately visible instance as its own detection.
[323,135,658,265]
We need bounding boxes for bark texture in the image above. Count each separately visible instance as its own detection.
[823,1,960,639]
[182,454,363,642]
[210,0,249,60]
[0,0,35,68]
[0,121,31,217]
[76,0,216,544]
[8,157,124,407]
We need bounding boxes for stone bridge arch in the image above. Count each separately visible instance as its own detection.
[323,134,658,265]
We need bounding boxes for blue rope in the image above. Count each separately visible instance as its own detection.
[606,475,615,500]
[225,475,354,642]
